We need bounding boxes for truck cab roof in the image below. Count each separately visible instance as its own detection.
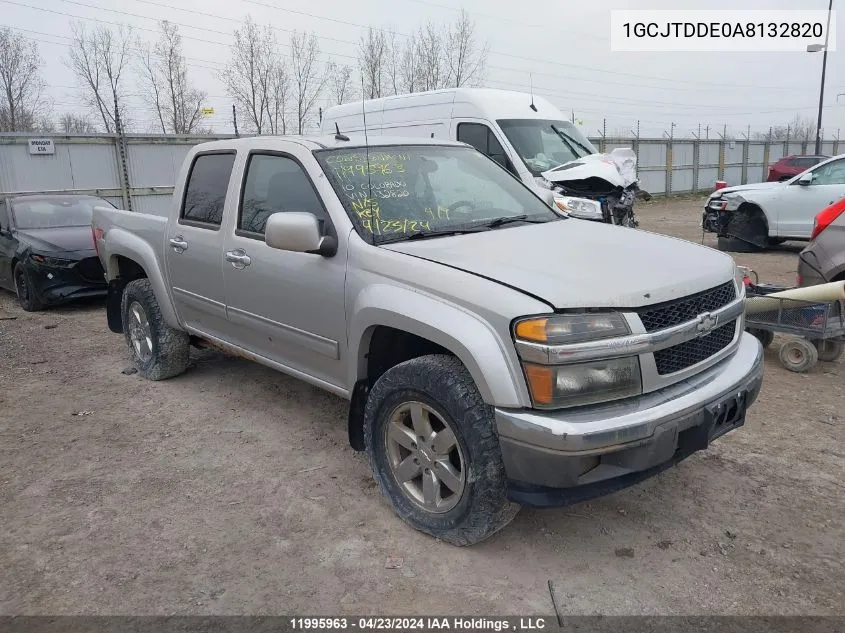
[190,135,468,153]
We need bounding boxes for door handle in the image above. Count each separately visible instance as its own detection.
[225,249,251,269]
[169,236,188,252]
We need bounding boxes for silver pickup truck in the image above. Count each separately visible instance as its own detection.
[92,135,764,546]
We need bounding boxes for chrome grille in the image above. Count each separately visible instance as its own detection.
[653,322,736,375]
[637,282,736,332]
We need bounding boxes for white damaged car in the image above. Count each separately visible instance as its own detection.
[703,153,845,251]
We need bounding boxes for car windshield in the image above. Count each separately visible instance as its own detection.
[315,144,559,244]
[11,197,108,230]
[497,119,598,176]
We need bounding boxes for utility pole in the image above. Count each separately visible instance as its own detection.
[813,0,833,154]
[705,124,710,139]
[232,104,239,137]
[114,95,132,213]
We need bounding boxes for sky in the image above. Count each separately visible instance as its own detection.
[4,0,844,139]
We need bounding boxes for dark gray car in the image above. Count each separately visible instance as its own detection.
[798,198,845,286]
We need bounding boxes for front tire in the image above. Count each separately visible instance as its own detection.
[14,263,44,312]
[121,278,189,380]
[363,354,519,546]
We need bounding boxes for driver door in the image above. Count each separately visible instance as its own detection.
[221,150,347,390]
[779,158,845,238]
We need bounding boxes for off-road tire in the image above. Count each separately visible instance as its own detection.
[14,263,44,312]
[121,278,189,380]
[748,328,774,348]
[812,338,844,363]
[778,338,818,373]
[363,354,519,546]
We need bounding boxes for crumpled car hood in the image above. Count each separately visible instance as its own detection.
[541,148,638,189]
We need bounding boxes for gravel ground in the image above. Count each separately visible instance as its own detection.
[1,196,843,616]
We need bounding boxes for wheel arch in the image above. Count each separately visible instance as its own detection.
[102,228,180,329]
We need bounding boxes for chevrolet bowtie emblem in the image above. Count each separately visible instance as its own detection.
[696,312,718,336]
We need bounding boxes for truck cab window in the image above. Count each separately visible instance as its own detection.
[456,123,514,174]
[239,154,328,236]
[181,153,236,227]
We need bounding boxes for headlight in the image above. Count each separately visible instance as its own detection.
[514,313,629,345]
[523,357,642,408]
[553,195,602,220]
[30,253,76,267]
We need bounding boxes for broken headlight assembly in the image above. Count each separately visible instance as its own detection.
[553,195,603,220]
[513,313,642,408]
[30,253,76,267]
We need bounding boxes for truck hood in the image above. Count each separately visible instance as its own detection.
[382,219,735,309]
[541,148,638,189]
[711,181,784,197]
[14,226,96,256]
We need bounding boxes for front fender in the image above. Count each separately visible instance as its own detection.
[104,228,180,329]
[348,284,529,408]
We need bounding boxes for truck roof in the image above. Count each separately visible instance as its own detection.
[321,88,565,130]
[190,135,467,153]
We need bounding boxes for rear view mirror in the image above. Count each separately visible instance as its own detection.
[798,172,814,186]
[265,212,337,257]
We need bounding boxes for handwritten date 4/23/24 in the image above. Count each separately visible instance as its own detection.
[289,616,549,630]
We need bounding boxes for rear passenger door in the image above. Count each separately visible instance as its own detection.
[165,151,236,339]
[221,150,347,390]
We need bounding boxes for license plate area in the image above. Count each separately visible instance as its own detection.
[706,390,748,442]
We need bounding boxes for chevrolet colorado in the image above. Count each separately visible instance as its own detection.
[92,136,763,545]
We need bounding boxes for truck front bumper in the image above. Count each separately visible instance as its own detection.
[496,332,764,507]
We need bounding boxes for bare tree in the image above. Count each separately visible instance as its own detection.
[67,22,133,133]
[397,34,420,94]
[290,31,326,134]
[0,27,50,132]
[444,9,488,88]
[59,112,97,133]
[138,21,206,134]
[358,27,386,99]
[224,17,289,135]
[263,63,290,134]
[754,114,818,141]
[326,62,354,105]
[415,22,444,91]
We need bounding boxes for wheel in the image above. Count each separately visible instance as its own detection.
[363,354,519,546]
[748,328,774,348]
[121,278,190,380]
[717,235,760,253]
[811,338,844,362]
[778,339,818,372]
[14,263,44,312]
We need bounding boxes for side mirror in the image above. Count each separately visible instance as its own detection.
[797,172,814,186]
[265,212,337,257]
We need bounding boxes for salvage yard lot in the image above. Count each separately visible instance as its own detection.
[1,196,843,615]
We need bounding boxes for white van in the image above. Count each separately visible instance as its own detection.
[320,88,641,223]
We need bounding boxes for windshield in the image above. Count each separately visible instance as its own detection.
[315,145,559,243]
[11,197,109,230]
[497,119,598,176]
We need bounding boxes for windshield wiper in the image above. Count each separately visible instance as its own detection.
[379,226,491,243]
[483,214,548,228]
[550,124,592,156]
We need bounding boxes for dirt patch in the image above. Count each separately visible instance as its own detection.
[1,198,843,615]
